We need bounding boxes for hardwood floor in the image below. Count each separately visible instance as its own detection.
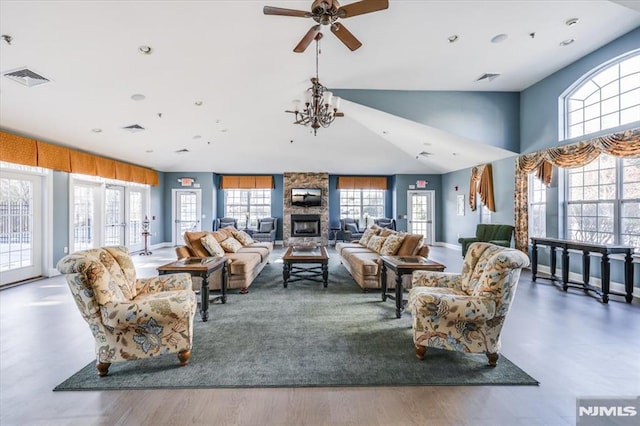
[1,245,638,426]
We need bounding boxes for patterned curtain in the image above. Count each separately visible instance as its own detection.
[514,127,640,253]
[468,164,496,212]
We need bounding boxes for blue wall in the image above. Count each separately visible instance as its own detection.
[521,27,640,154]
[332,89,521,152]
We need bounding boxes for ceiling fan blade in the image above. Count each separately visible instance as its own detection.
[330,23,362,51]
[338,0,389,18]
[294,25,321,53]
[263,6,311,17]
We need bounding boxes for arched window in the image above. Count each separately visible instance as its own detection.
[564,50,640,139]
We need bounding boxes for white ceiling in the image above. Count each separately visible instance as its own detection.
[1,1,639,175]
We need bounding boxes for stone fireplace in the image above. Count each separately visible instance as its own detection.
[291,214,321,237]
[283,172,329,246]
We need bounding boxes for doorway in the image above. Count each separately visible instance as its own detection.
[407,190,435,245]
[172,189,202,245]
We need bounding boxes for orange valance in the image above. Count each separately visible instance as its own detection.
[220,175,274,189]
[337,176,388,190]
[0,130,159,185]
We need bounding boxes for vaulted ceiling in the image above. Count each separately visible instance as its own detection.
[1,1,639,175]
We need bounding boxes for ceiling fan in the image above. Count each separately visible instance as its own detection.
[263,0,389,52]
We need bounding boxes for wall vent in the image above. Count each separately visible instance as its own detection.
[122,124,145,133]
[476,73,500,82]
[2,67,50,87]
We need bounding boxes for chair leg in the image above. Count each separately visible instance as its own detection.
[486,352,499,367]
[178,350,191,366]
[415,344,427,360]
[96,362,111,377]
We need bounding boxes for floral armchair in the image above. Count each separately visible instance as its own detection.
[56,246,197,376]
[407,242,530,366]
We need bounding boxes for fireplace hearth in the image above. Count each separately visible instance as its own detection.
[291,214,321,237]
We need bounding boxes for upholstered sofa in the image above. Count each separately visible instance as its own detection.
[336,225,430,290]
[458,224,515,257]
[176,228,273,292]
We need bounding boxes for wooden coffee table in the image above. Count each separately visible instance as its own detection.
[157,256,227,322]
[282,245,329,288]
[380,255,446,318]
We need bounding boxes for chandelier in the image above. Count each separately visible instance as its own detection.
[286,33,343,135]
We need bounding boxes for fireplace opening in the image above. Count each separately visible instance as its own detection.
[291,214,321,237]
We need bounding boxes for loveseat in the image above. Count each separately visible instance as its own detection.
[458,224,514,257]
[176,228,273,292]
[336,225,430,290]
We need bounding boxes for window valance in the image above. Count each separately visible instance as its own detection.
[0,130,159,186]
[468,164,495,212]
[516,127,640,186]
[220,175,274,189]
[337,176,387,190]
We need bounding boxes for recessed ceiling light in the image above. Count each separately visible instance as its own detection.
[145,149,154,153]
[220,128,228,133]
[447,35,458,43]
[423,142,431,146]
[193,135,201,139]
[491,33,508,44]
[566,18,579,27]
[560,39,575,47]
[91,128,102,133]
[194,101,203,106]
[131,93,146,101]
[452,152,459,156]
[138,45,152,55]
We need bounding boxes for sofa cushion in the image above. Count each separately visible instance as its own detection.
[201,234,224,257]
[259,221,272,232]
[344,252,380,276]
[396,233,424,256]
[235,230,255,246]
[238,245,271,262]
[359,227,379,246]
[366,235,387,253]
[225,253,261,275]
[220,237,243,253]
[379,233,405,255]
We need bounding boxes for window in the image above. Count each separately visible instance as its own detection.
[565,154,640,247]
[224,189,271,229]
[479,205,492,224]
[565,51,640,139]
[339,189,385,228]
[529,174,547,238]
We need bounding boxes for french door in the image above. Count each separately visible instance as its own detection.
[71,178,148,252]
[172,189,201,245]
[0,171,43,285]
[407,190,435,245]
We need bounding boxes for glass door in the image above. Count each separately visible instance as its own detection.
[172,189,201,245]
[72,181,101,251]
[127,187,146,252]
[0,172,42,286]
[407,190,435,245]
[105,185,125,246]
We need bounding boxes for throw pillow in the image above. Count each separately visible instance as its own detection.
[380,228,397,237]
[359,227,379,246]
[366,235,387,253]
[235,230,255,246]
[220,237,243,253]
[259,221,272,233]
[379,233,406,256]
[200,234,225,257]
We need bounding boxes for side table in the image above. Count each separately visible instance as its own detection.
[380,255,446,318]
[157,256,227,322]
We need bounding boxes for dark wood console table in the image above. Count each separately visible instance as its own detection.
[530,237,634,303]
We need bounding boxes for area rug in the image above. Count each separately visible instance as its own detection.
[55,255,538,390]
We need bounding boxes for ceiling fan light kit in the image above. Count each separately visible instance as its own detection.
[264,0,389,52]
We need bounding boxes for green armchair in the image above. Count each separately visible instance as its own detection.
[458,224,514,257]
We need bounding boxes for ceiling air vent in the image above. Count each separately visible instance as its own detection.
[2,67,50,87]
[175,149,190,154]
[476,73,500,82]
[418,151,433,157]
[122,124,145,133]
